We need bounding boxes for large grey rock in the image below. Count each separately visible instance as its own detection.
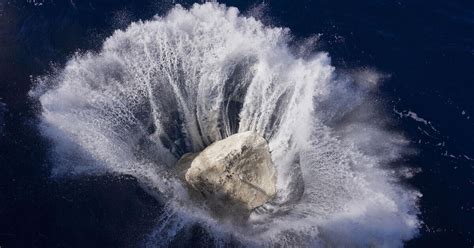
[181,131,277,211]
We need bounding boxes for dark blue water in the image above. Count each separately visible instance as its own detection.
[0,0,472,247]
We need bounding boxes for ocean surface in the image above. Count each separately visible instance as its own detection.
[0,0,473,247]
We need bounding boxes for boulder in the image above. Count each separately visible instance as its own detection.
[181,131,277,211]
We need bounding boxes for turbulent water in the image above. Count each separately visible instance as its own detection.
[31,3,420,247]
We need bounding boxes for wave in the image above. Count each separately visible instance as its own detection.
[31,3,420,247]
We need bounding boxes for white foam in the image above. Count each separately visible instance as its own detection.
[31,3,420,246]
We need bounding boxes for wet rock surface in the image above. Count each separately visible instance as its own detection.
[176,132,277,213]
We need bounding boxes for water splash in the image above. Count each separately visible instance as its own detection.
[31,3,420,247]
